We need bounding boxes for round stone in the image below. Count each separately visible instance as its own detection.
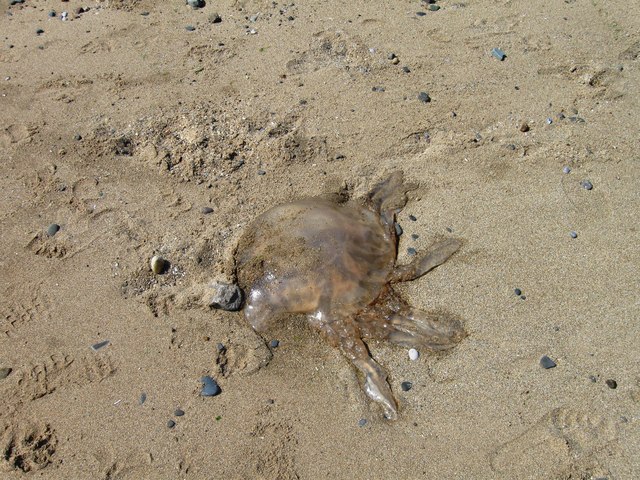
[0,367,12,380]
[514,288,522,296]
[174,409,185,417]
[605,379,617,389]
[563,166,571,174]
[401,381,413,392]
[580,180,593,190]
[570,231,578,239]
[150,255,166,274]
[408,348,419,361]
[269,339,280,348]
[167,420,176,428]
[47,223,60,236]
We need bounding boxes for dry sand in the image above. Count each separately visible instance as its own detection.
[1,0,639,478]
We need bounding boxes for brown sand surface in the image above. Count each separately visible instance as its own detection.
[1,1,639,478]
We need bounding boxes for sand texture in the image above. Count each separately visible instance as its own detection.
[1,0,639,478]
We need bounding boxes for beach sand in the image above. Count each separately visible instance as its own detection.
[1,1,638,478]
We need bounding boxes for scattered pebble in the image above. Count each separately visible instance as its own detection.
[407,247,417,256]
[257,169,266,175]
[520,295,526,300]
[269,339,280,348]
[540,355,556,369]
[90,340,110,352]
[408,348,419,361]
[167,420,176,429]
[546,117,553,125]
[491,47,506,61]
[48,11,56,17]
[201,206,214,214]
[150,255,166,274]
[570,231,578,239]
[210,13,222,24]
[74,133,82,141]
[201,376,222,397]
[580,179,593,190]
[417,91,431,103]
[187,0,205,8]
[563,166,571,174]
[401,381,413,392]
[402,66,411,73]
[520,122,530,132]
[185,25,196,32]
[174,409,185,417]
[139,393,147,405]
[36,28,45,36]
[47,223,60,237]
[514,288,522,296]
[394,223,403,236]
[416,11,427,17]
[358,418,367,427]
[216,342,226,352]
[0,367,12,380]
[605,379,617,389]
[589,375,597,383]
[411,234,419,240]
[372,86,385,92]
[408,214,417,222]
[428,4,440,11]
[387,53,396,60]
[208,282,243,311]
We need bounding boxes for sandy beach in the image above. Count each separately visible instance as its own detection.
[1,0,639,478]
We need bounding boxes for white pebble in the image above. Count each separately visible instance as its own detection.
[150,255,165,274]
[408,348,419,361]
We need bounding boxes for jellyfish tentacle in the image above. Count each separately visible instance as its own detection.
[391,238,462,283]
[387,309,467,350]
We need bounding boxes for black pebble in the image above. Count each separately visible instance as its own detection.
[605,379,617,389]
[580,180,593,190]
[417,91,431,103]
[167,420,176,428]
[407,247,417,256]
[408,214,417,221]
[48,11,56,17]
[270,339,280,348]
[520,295,526,300]
[514,288,522,296]
[36,28,44,35]
[540,355,556,369]
[416,11,426,16]
[174,409,185,417]
[411,234,419,240]
[401,381,413,392]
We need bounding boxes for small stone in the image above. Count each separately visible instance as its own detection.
[216,342,225,352]
[74,134,82,141]
[150,255,166,274]
[514,288,522,296]
[491,47,506,61]
[167,420,176,429]
[201,206,214,214]
[402,66,411,73]
[605,379,617,389]
[185,25,196,31]
[208,282,243,311]
[520,122,530,132]
[358,418,367,427]
[269,339,280,348]
[546,117,553,125]
[589,375,597,383]
[47,223,60,237]
[401,381,413,392]
[36,28,45,35]
[428,4,440,11]
[563,166,571,174]
[48,11,56,17]
[174,409,185,417]
[210,13,222,23]
[417,91,431,103]
[201,376,221,397]
[570,231,578,239]
[90,340,110,352]
[387,53,396,60]
[0,367,12,380]
[187,0,205,8]
[411,234,419,240]
[394,223,403,236]
[416,11,427,17]
[139,393,147,405]
[392,57,400,65]
[408,214,417,222]
[540,355,556,369]
[257,169,266,175]
[580,179,593,190]
[520,295,526,300]
[408,348,419,361]
[407,247,417,256]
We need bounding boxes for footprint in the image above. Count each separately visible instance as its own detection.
[490,406,619,479]
[1,283,49,337]
[0,421,57,473]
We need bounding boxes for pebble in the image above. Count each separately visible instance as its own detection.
[269,339,280,348]
[407,247,417,256]
[570,231,578,239]
[90,340,110,352]
[257,169,266,175]
[388,53,397,60]
[167,420,176,429]
[408,214,417,222]
[201,376,222,397]
[411,234,419,240]
[74,133,82,141]
[0,367,12,380]
[358,418,367,427]
[416,11,427,17]
[139,393,147,405]
[150,255,166,274]
[401,381,413,392]
[210,13,222,24]
[563,166,571,174]
[491,47,506,61]
[402,66,411,73]
[36,28,45,35]
[208,282,243,311]
[514,288,522,296]
[174,409,185,417]
[540,355,556,369]
[47,223,60,236]
[216,342,226,352]
[187,0,205,8]
[394,223,403,236]
[201,206,214,214]
[428,4,440,11]
[417,91,431,103]
[546,117,553,125]
[392,57,400,65]
[580,179,593,190]
[185,25,196,32]
[48,11,56,17]
[408,348,419,361]
[520,122,530,132]
[605,379,617,389]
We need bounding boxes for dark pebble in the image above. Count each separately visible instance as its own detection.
[358,418,367,427]
[387,53,396,60]
[570,231,578,239]
[201,206,214,214]
[187,0,205,7]
[36,28,44,35]
[216,342,226,352]
[139,392,147,405]
[411,233,419,240]
[401,381,413,392]
[520,122,530,132]
[580,180,593,190]
[428,5,440,11]
[605,379,617,389]
[174,409,185,417]
[589,375,597,383]
[0,367,12,380]
[90,340,110,351]
[210,13,222,23]
[270,339,280,348]
[48,11,56,17]
[372,86,385,92]
[394,223,403,236]
[407,247,417,256]
[540,355,556,369]
[416,11,427,17]
[74,134,82,141]
[47,223,60,236]
[257,169,266,175]
[201,376,221,397]
[402,66,411,73]
[514,288,522,296]
[185,25,196,32]
[140,11,150,16]
[417,91,431,103]
[563,166,571,174]
[520,295,526,300]
[167,420,176,429]
[408,214,417,221]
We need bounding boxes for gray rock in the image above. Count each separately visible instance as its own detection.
[540,355,556,369]
[417,91,431,103]
[491,47,506,61]
[208,282,243,311]
[186,0,205,8]
[201,376,221,396]
[47,223,60,236]
[0,367,12,380]
[580,179,593,190]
